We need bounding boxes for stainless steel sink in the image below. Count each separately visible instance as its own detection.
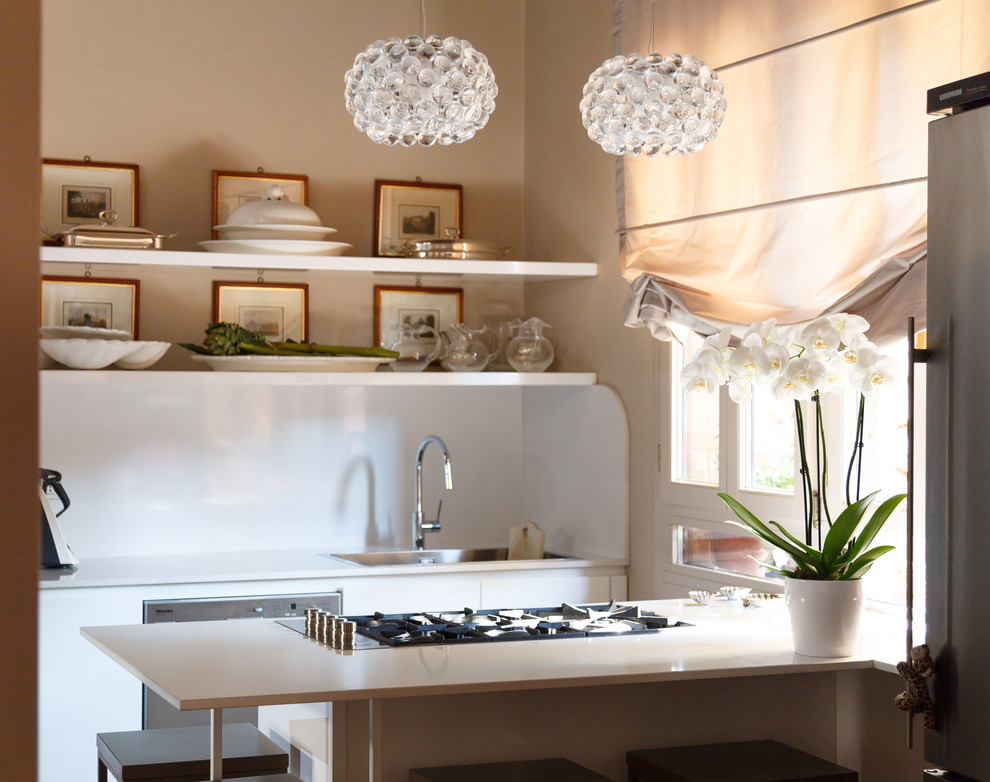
[322,548,568,567]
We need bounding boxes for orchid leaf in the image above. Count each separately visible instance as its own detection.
[745,554,792,577]
[821,491,879,570]
[842,545,896,580]
[767,521,823,564]
[725,520,806,562]
[719,494,810,564]
[835,494,906,567]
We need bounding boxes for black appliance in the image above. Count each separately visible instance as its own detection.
[279,601,689,650]
[40,468,77,569]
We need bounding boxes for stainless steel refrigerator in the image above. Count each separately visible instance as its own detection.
[926,98,990,782]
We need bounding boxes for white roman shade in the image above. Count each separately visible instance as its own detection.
[619,0,990,342]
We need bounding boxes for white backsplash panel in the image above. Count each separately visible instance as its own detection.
[40,376,627,560]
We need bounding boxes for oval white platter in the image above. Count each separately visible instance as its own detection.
[213,224,337,241]
[190,354,393,372]
[198,239,353,256]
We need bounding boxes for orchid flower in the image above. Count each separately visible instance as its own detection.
[860,355,897,394]
[798,318,841,361]
[680,312,901,564]
[840,333,881,376]
[680,359,717,394]
[827,313,870,343]
[742,317,782,348]
[772,357,826,400]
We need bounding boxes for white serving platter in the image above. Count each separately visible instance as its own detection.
[198,239,353,256]
[189,354,393,372]
[213,224,337,241]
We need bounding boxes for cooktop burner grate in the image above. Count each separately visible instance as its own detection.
[278,601,690,650]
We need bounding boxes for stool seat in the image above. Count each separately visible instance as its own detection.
[410,757,611,781]
[627,740,857,782]
[97,723,289,782]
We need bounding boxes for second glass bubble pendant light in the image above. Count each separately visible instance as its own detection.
[580,1,726,157]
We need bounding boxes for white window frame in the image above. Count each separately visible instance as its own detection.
[656,339,848,595]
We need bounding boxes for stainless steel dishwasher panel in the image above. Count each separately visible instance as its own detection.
[142,591,342,729]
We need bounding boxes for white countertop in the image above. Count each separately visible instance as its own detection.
[40,547,625,589]
[81,598,907,712]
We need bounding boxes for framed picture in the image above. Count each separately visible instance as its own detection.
[213,281,309,343]
[374,179,463,257]
[41,276,141,338]
[41,159,139,243]
[212,170,309,238]
[373,285,463,348]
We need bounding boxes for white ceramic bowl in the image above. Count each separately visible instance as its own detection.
[40,325,131,341]
[115,341,171,370]
[214,223,337,241]
[39,339,139,370]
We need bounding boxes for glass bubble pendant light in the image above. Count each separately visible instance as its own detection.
[344,0,498,147]
[580,1,726,157]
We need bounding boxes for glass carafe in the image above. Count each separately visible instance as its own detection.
[441,324,491,372]
[507,317,554,373]
[386,322,441,372]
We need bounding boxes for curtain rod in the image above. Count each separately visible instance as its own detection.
[618,176,928,235]
[712,0,940,72]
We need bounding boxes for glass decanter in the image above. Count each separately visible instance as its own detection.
[386,322,441,372]
[507,317,555,373]
[441,324,491,372]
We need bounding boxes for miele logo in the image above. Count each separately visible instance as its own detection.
[941,88,963,100]
[154,608,173,615]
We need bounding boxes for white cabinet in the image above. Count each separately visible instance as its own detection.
[38,565,623,782]
[38,587,143,782]
[480,574,619,607]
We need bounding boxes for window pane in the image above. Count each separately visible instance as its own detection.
[741,383,794,493]
[675,525,776,578]
[846,337,914,607]
[673,333,719,485]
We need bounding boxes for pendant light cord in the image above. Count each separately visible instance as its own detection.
[649,0,656,54]
[420,0,426,38]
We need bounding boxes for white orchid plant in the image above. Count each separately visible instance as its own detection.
[681,313,906,580]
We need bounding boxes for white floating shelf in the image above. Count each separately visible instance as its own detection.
[40,370,598,387]
[40,247,597,282]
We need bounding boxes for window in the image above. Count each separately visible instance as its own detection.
[661,334,919,609]
[672,332,719,486]
[667,336,799,581]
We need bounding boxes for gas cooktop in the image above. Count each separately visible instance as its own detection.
[277,601,690,651]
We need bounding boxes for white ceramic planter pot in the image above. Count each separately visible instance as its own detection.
[784,578,864,657]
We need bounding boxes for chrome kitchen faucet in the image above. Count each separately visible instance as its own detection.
[413,435,453,550]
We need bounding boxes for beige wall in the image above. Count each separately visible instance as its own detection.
[37,0,662,596]
[523,2,660,600]
[1,0,40,778]
[41,0,525,257]
[40,0,530,365]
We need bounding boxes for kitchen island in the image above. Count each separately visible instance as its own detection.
[81,598,910,782]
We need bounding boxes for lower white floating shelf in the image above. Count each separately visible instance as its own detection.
[39,370,597,387]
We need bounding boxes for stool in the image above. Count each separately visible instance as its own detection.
[627,740,858,782]
[410,757,612,781]
[97,723,290,782]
